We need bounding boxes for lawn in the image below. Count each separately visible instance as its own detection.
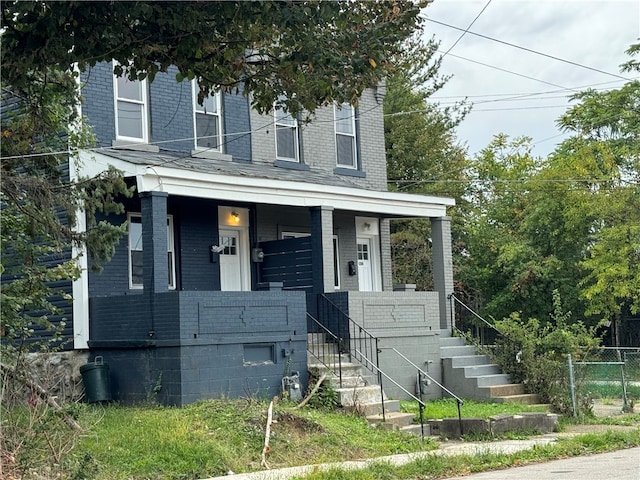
[7,398,639,480]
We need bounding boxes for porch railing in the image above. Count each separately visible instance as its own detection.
[306,313,344,388]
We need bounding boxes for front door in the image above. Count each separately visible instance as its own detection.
[357,238,373,292]
[219,228,247,291]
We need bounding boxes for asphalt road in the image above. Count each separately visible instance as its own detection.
[443,447,640,480]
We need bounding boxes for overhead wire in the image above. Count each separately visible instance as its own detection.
[441,0,492,58]
[423,17,632,82]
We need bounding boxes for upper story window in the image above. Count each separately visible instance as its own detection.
[128,214,176,290]
[274,103,299,162]
[335,103,357,169]
[193,82,222,151]
[114,68,149,142]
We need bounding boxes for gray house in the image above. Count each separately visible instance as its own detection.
[71,62,458,405]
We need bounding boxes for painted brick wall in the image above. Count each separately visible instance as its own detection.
[340,291,443,401]
[81,62,116,148]
[223,90,252,162]
[81,62,252,158]
[89,290,307,405]
[149,67,193,153]
[249,89,388,191]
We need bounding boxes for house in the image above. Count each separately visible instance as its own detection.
[66,61,457,406]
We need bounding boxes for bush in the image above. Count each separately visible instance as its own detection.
[489,290,601,415]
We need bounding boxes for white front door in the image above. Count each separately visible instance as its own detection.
[357,238,373,292]
[219,228,248,291]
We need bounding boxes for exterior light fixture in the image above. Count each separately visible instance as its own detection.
[231,211,240,224]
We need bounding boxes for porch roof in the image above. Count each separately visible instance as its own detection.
[79,149,455,218]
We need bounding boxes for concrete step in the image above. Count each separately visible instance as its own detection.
[462,364,502,376]
[446,354,493,367]
[439,336,466,347]
[480,383,524,397]
[440,345,477,358]
[366,411,415,429]
[470,373,512,387]
[492,393,541,405]
[400,423,431,437]
[349,399,401,416]
[335,384,385,407]
[309,362,363,378]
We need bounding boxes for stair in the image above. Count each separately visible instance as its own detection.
[440,335,540,405]
[307,335,428,436]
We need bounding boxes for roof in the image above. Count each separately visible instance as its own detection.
[77,148,455,218]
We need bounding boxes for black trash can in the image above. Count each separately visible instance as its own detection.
[80,356,112,403]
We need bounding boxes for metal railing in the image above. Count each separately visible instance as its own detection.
[307,313,344,387]
[354,348,429,440]
[380,347,465,436]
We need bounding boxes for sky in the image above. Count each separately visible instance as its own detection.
[420,0,640,158]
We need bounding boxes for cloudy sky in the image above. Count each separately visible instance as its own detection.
[420,0,639,158]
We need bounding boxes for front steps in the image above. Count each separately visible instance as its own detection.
[440,335,540,405]
[307,339,427,436]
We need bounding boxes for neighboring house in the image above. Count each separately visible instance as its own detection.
[67,62,456,405]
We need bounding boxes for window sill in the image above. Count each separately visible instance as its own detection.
[112,139,159,153]
[275,160,310,171]
[334,167,366,178]
[191,149,233,162]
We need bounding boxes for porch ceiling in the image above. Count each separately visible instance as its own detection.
[78,149,455,218]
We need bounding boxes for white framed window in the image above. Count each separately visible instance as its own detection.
[114,66,149,142]
[128,214,176,290]
[193,82,222,151]
[334,103,357,168]
[274,103,299,162]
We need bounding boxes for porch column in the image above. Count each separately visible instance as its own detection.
[431,216,454,330]
[140,191,169,294]
[379,218,393,291]
[310,206,335,292]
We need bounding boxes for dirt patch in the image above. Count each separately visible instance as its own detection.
[274,412,324,434]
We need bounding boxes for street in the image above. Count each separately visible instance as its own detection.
[443,447,640,480]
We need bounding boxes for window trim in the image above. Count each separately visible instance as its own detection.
[334,103,358,169]
[192,81,223,152]
[113,63,149,143]
[274,104,300,162]
[128,213,176,290]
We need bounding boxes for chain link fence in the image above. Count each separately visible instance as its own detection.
[568,347,640,415]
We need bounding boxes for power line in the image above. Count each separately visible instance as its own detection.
[441,0,492,58]
[439,50,574,91]
[424,17,632,81]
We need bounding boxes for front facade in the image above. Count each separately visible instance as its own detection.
[71,62,455,405]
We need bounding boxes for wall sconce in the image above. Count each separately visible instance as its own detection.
[363,222,371,231]
[231,211,240,224]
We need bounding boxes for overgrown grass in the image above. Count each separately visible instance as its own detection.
[53,398,639,480]
[402,398,550,420]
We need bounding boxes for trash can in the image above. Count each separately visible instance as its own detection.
[80,356,112,403]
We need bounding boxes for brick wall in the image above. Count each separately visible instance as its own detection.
[89,290,307,405]
[335,291,443,401]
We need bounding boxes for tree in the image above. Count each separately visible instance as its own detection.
[458,44,640,344]
[383,35,470,289]
[556,44,640,344]
[2,1,426,116]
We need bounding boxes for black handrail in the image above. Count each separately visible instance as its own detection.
[313,294,384,419]
[306,313,344,388]
[353,348,428,441]
[447,293,503,335]
[381,346,465,437]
